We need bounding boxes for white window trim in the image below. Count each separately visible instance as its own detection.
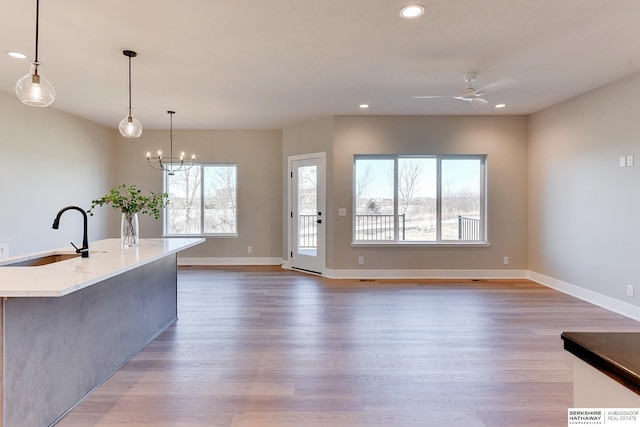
[163,163,239,238]
[352,154,488,246]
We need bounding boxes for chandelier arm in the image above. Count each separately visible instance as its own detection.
[147,159,166,171]
[147,157,195,173]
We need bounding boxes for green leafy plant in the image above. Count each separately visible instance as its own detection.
[88,184,169,219]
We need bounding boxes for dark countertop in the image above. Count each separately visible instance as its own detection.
[562,332,640,395]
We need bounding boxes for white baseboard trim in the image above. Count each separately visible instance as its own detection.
[527,271,640,322]
[178,257,283,266]
[323,268,529,280]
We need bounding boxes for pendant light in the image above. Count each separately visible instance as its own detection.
[147,111,195,175]
[118,50,143,138]
[15,0,55,107]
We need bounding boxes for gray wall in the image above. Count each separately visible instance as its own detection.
[114,128,283,260]
[529,72,640,304]
[281,115,529,272]
[0,91,114,257]
[282,117,335,262]
[329,115,529,271]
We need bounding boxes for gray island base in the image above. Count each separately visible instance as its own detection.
[0,238,204,427]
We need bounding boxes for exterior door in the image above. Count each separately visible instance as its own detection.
[290,153,326,274]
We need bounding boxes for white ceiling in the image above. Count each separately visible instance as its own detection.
[2,0,640,130]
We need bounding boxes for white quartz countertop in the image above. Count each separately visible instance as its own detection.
[0,238,204,297]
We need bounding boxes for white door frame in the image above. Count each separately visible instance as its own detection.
[287,152,326,275]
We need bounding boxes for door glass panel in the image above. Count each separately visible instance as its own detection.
[297,165,317,256]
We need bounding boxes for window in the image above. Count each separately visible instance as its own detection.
[164,164,237,236]
[353,155,486,243]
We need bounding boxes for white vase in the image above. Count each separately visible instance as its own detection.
[121,213,139,247]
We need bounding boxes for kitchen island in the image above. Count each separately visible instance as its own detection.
[0,238,204,427]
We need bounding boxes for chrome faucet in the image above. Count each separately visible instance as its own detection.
[52,206,89,258]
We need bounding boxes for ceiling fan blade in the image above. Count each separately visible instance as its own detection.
[412,95,452,99]
[470,97,489,107]
[476,77,518,93]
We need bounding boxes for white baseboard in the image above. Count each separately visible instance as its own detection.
[527,271,640,322]
[323,268,528,280]
[178,257,283,266]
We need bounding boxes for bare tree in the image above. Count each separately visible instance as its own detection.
[356,163,372,200]
[398,160,423,214]
[205,166,237,233]
[167,167,201,234]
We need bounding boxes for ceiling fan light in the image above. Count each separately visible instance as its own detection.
[399,5,425,19]
[15,62,55,107]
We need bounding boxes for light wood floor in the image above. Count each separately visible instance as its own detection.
[57,267,640,427]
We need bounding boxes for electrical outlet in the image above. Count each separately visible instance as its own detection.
[627,155,634,167]
[503,257,509,265]
[627,285,634,297]
[247,246,252,254]
[358,256,364,265]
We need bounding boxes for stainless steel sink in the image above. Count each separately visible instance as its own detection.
[3,253,81,267]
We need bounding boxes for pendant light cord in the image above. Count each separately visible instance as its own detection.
[128,55,132,115]
[34,0,40,67]
[169,111,175,173]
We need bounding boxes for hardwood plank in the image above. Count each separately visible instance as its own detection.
[56,267,640,427]
[230,410,487,427]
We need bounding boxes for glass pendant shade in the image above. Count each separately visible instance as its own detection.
[15,62,55,107]
[119,112,143,138]
[119,50,142,138]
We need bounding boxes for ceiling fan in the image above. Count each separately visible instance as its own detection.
[413,72,491,107]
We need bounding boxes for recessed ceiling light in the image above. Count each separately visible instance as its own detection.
[5,51,27,59]
[359,104,370,109]
[494,103,507,109]
[399,5,425,19]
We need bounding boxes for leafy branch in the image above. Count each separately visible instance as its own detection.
[88,185,169,219]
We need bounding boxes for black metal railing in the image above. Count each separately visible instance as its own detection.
[458,215,480,240]
[301,214,479,243]
[355,214,405,240]
[299,215,317,248]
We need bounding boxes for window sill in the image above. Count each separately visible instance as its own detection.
[351,241,490,248]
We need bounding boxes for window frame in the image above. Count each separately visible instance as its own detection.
[352,154,488,246]
[163,162,239,238]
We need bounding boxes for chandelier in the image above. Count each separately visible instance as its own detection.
[147,111,195,175]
